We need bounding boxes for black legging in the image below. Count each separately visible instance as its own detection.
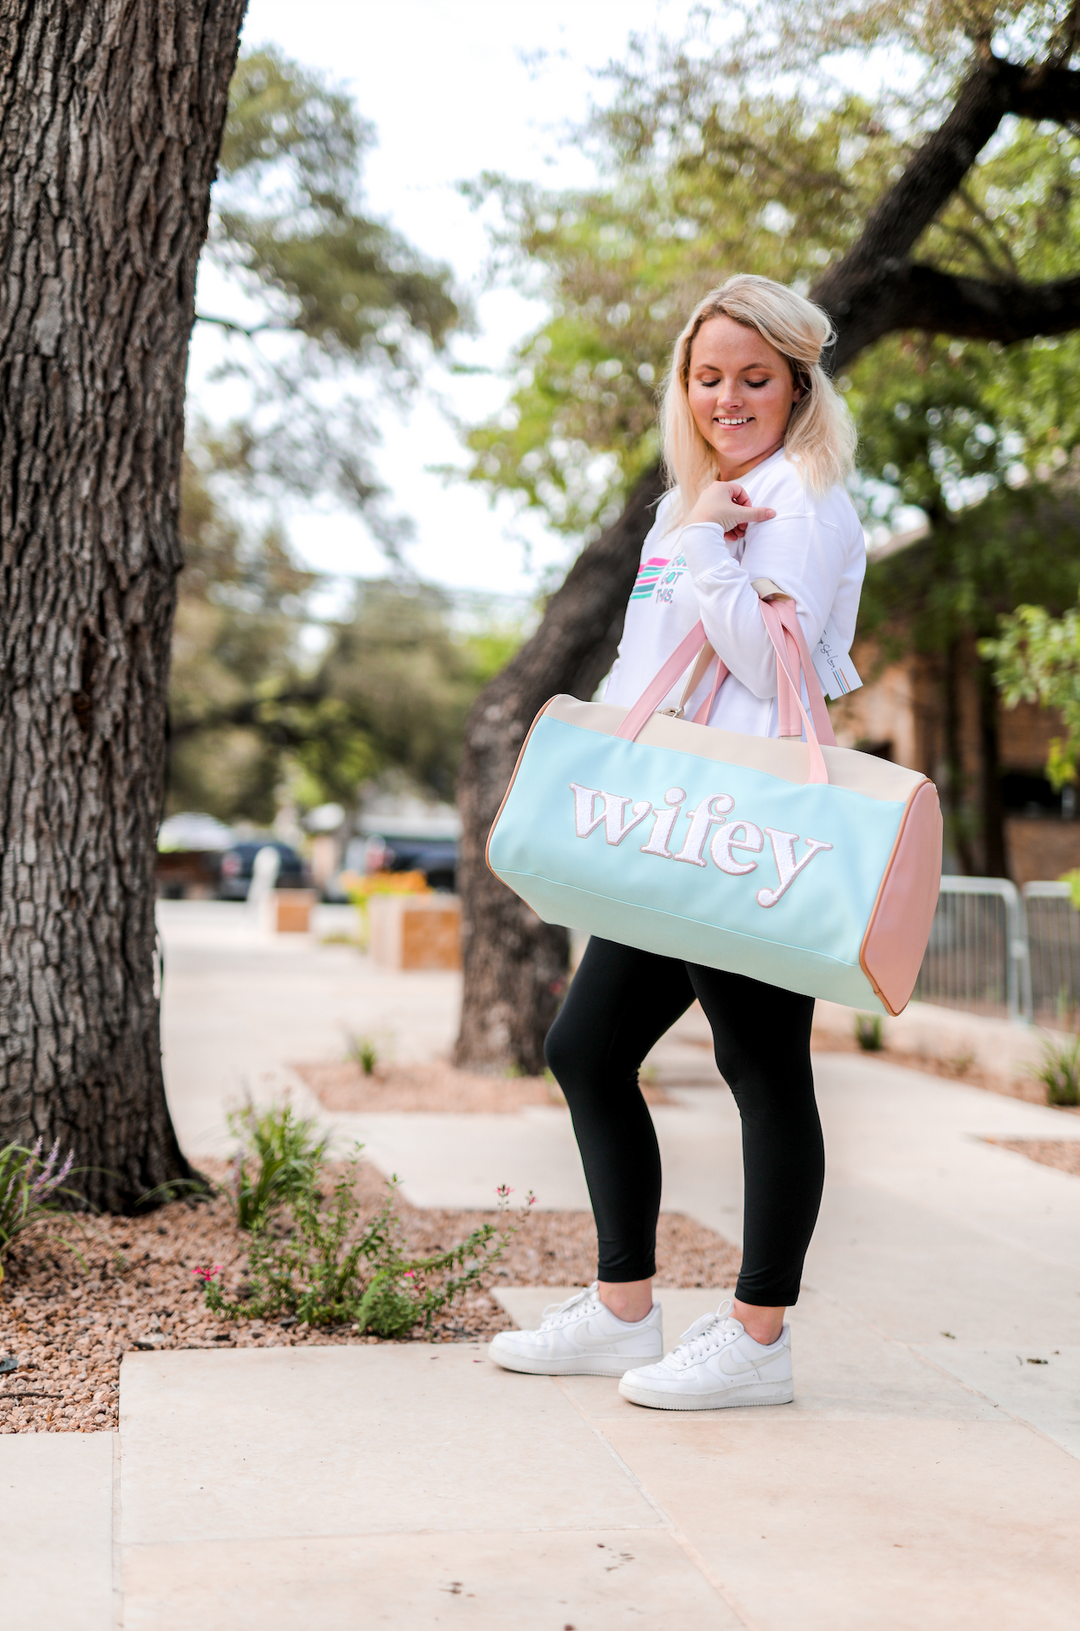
[544,936,824,1307]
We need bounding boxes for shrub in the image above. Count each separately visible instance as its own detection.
[1031,1034,1080,1107]
[199,1146,533,1336]
[347,1035,379,1075]
[227,1100,330,1231]
[854,1014,884,1052]
[0,1138,83,1284]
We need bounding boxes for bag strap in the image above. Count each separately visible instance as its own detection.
[768,596,836,748]
[614,595,835,787]
[758,599,830,784]
[614,620,713,742]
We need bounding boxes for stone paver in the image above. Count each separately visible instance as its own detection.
[0,1432,115,1630]
[112,1306,1080,1631]
[118,1344,734,1629]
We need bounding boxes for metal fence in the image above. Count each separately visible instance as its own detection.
[1021,882,1080,1027]
[913,877,1080,1025]
[914,876,1031,1023]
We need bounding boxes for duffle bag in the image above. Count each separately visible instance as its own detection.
[486,589,942,1015]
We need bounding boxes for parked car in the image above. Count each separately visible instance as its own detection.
[216,841,310,901]
[365,834,458,892]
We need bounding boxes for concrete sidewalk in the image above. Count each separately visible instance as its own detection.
[5,902,1080,1627]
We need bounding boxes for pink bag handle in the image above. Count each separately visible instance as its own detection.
[768,597,835,747]
[614,596,835,786]
[758,600,830,784]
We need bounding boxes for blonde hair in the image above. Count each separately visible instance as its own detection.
[659,274,856,519]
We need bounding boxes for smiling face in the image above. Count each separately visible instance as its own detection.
[687,313,801,481]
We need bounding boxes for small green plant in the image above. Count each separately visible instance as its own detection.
[347,1035,379,1076]
[1031,1034,1080,1107]
[854,1014,884,1052]
[0,1138,85,1284]
[198,1147,534,1336]
[1060,868,1080,912]
[227,1100,330,1232]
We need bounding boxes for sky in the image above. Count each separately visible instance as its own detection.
[187,0,707,600]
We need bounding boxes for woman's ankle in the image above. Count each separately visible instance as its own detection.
[733,1298,785,1345]
[598,1278,653,1323]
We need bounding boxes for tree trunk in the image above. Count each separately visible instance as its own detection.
[454,467,666,1072]
[977,654,1008,878]
[943,638,977,875]
[0,1,247,1210]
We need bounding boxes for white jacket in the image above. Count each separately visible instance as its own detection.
[604,448,866,738]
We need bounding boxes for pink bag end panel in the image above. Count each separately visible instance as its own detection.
[859,781,944,1017]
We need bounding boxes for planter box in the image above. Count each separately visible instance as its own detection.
[270,889,317,934]
[368,894,461,970]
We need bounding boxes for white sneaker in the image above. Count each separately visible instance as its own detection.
[488,1284,664,1377]
[618,1298,794,1410]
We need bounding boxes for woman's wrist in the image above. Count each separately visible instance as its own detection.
[684,502,723,530]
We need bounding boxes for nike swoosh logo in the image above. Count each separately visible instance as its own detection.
[715,1350,764,1376]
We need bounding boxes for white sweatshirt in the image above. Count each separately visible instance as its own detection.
[603,448,866,738]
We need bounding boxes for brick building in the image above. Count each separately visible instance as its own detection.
[830,534,1080,885]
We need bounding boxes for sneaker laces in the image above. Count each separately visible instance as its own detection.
[538,1283,601,1329]
[668,1298,739,1367]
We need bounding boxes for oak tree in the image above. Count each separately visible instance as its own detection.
[0,1,247,1209]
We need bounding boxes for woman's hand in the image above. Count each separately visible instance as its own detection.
[686,480,776,542]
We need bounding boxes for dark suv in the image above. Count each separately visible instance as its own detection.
[366,836,457,892]
[216,841,309,901]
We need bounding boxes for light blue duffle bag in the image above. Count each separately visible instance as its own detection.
[487,594,942,1015]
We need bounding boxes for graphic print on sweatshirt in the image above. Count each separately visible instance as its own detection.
[630,553,688,604]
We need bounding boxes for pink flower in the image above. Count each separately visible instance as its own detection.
[192,1263,223,1284]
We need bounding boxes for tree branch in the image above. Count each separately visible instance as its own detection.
[169,685,323,741]
[194,310,278,336]
[813,58,1080,350]
[828,263,1080,368]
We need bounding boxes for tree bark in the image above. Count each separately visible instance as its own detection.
[977,655,1008,878]
[454,468,665,1072]
[0,1,247,1209]
[943,639,977,876]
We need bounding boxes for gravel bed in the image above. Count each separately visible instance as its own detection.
[813,1032,1080,1112]
[295,1058,674,1110]
[982,1138,1080,1176]
[0,1157,738,1435]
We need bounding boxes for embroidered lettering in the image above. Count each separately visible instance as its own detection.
[570,782,652,845]
[570,784,832,906]
[710,820,764,876]
[569,782,605,839]
[640,787,686,858]
[673,794,735,867]
[603,795,653,845]
[756,829,833,907]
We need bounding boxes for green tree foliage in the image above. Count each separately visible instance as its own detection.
[198,47,468,552]
[981,599,1080,787]
[169,460,524,822]
[169,48,504,821]
[463,5,1080,534]
[168,455,323,822]
[313,581,519,805]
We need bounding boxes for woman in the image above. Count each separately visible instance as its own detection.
[489,274,863,1409]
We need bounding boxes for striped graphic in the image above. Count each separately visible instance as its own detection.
[630,554,687,602]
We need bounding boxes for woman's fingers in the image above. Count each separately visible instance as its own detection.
[742,505,776,523]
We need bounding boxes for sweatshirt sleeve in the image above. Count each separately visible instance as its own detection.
[679,512,846,699]
[603,498,674,701]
